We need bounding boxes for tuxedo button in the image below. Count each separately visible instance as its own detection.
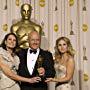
[32,67,33,69]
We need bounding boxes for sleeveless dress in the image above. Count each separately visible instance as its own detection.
[0,47,20,90]
[54,61,71,90]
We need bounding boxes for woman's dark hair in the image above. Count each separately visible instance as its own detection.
[0,33,18,52]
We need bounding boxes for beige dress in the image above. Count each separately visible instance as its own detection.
[0,47,20,90]
[54,61,71,90]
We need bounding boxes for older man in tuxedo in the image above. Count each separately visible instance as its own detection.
[17,30,55,90]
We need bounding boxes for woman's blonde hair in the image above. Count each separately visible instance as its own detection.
[54,37,75,60]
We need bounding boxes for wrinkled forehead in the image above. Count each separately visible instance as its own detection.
[28,31,40,39]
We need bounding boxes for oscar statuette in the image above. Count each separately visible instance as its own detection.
[37,55,46,81]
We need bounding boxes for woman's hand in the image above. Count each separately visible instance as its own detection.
[45,78,53,82]
[28,77,41,83]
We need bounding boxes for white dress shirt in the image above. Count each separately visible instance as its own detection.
[27,48,40,75]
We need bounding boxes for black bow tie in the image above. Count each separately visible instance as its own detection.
[30,49,37,54]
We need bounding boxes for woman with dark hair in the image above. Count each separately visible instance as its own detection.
[0,33,41,90]
[46,37,75,90]
[0,33,18,53]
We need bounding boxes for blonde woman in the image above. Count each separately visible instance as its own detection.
[46,37,75,90]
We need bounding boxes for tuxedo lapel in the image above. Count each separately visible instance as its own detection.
[23,49,28,66]
[20,49,44,76]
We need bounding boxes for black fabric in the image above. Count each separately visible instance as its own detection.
[21,85,47,90]
[17,48,56,90]
[55,82,68,87]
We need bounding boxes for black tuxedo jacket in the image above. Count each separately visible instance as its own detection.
[17,48,55,88]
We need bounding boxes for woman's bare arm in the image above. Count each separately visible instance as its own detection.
[0,55,41,83]
[53,57,75,82]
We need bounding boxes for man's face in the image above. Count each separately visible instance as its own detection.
[21,4,32,20]
[28,32,41,50]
